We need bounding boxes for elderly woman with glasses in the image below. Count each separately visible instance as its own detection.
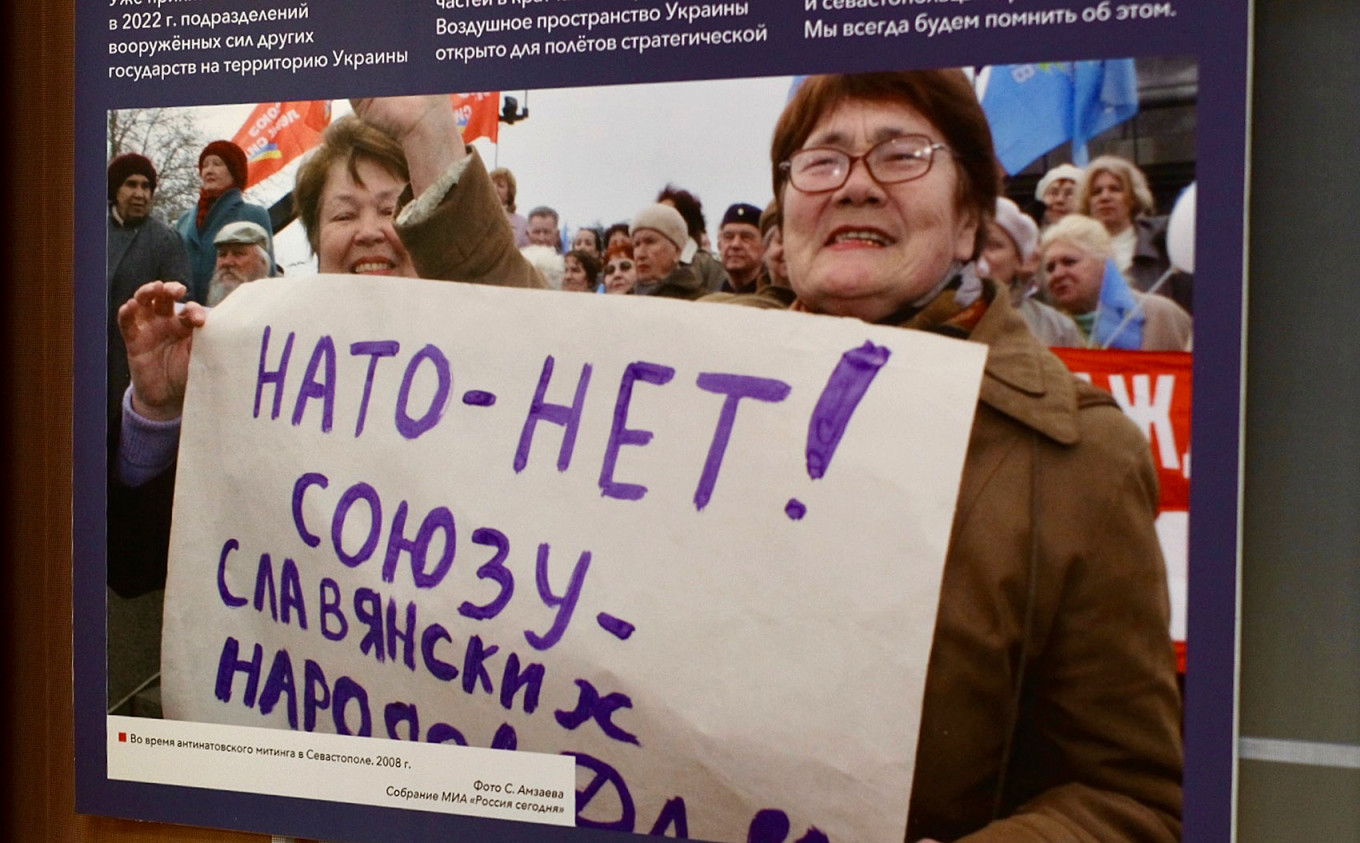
[747,71,1182,841]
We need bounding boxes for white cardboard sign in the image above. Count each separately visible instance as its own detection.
[161,274,985,842]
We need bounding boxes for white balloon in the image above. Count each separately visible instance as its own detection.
[1166,182,1196,274]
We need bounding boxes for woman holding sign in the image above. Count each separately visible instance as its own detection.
[109,96,542,595]
[754,71,1183,841]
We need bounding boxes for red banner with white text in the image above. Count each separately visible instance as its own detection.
[231,100,332,188]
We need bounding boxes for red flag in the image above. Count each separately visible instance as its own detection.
[449,92,500,144]
[231,100,332,188]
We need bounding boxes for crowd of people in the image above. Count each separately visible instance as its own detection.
[106,76,1185,841]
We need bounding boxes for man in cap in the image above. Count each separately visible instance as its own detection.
[207,221,275,305]
[717,202,768,294]
[107,152,191,426]
[630,203,705,299]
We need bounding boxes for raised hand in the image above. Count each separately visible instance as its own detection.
[350,94,467,197]
[117,280,208,421]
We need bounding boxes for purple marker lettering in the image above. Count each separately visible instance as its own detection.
[426,723,467,744]
[514,355,593,473]
[491,723,518,750]
[280,558,306,629]
[554,678,639,745]
[217,538,248,607]
[569,752,636,832]
[420,624,460,681]
[319,578,347,641]
[525,543,591,650]
[462,390,496,406]
[353,587,384,663]
[458,528,514,621]
[303,659,330,731]
[258,648,298,728]
[385,702,419,740]
[395,344,451,440]
[462,634,499,695]
[597,613,635,640]
[599,362,674,500]
[254,326,295,420]
[385,598,417,670]
[291,473,328,548]
[382,501,456,588]
[349,340,399,438]
[500,653,544,714]
[748,809,791,843]
[693,373,791,510]
[253,553,278,620]
[214,636,262,707]
[332,676,372,736]
[331,482,382,567]
[648,797,688,837]
[806,341,891,479]
[291,335,336,432]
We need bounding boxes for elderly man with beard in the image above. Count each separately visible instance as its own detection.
[206,221,274,305]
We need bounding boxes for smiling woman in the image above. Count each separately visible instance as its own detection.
[748,70,1185,841]
[293,116,417,277]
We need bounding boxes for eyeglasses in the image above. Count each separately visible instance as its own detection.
[604,260,634,274]
[780,134,951,193]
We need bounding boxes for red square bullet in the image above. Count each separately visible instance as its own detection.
[119,732,127,742]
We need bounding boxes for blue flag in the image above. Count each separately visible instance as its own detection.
[982,60,1139,174]
[1093,258,1146,350]
[1071,59,1139,165]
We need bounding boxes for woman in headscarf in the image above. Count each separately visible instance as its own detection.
[745,69,1182,841]
[1040,213,1192,351]
[175,140,274,303]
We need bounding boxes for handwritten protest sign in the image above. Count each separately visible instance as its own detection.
[161,275,986,842]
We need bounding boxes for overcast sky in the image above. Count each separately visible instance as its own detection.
[183,75,796,274]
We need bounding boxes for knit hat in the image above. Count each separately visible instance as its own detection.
[630,203,688,250]
[720,202,763,230]
[214,220,270,247]
[199,140,249,189]
[107,153,157,201]
[1034,163,1083,202]
[993,197,1039,261]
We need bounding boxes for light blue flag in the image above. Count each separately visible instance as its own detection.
[982,60,1139,174]
[982,62,1076,175]
[1093,258,1146,350]
[1071,59,1139,165]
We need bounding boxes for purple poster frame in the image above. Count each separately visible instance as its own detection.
[75,2,1249,840]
